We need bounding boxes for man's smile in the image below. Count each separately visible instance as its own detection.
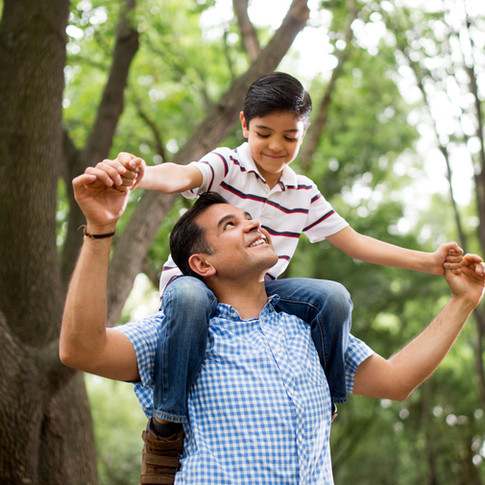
[248,234,268,248]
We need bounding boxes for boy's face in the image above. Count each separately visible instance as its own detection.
[240,110,308,188]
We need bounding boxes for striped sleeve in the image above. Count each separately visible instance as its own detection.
[182,148,233,199]
[302,184,348,242]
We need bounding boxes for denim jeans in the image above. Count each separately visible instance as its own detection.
[153,276,352,422]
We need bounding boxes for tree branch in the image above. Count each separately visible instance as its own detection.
[233,0,260,62]
[300,0,359,170]
[62,0,140,283]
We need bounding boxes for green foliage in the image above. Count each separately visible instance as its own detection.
[86,375,147,485]
[58,1,485,483]
[304,46,419,200]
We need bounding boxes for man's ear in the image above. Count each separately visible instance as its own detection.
[188,254,216,278]
[240,111,249,138]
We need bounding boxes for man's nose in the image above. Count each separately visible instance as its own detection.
[244,219,261,232]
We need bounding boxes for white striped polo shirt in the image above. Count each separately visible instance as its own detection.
[159,142,348,293]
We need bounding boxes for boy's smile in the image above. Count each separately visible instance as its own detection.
[240,111,307,189]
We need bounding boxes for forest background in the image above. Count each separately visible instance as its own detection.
[1,0,485,484]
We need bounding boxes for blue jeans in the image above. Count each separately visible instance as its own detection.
[153,276,352,423]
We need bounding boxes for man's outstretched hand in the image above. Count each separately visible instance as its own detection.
[445,253,485,309]
[72,155,141,233]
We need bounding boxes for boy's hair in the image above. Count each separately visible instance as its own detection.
[170,192,228,279]
[243,72,312,127]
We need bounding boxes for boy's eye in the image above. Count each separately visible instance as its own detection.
[256,132,269,138]
[285,136,298,142]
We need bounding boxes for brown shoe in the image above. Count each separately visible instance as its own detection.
[139,420,184,485]
[331,403,338,423]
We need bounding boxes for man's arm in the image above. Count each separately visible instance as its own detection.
[327,226,467,276]
[353,255,485,400]
[59,171,140,382]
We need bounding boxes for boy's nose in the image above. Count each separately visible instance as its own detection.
[268,138,283,151]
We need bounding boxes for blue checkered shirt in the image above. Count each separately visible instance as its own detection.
[118,296,373,484]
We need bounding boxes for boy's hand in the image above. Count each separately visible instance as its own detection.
[87,153,145,192]
[116,152,145,190]
[433,242,463,276]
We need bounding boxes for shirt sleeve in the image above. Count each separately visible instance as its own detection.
[302,181,349,242]
[182,147,233,199]
[344,334,374,393]
[116,313,164,387]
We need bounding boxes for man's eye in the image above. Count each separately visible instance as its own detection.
[224,222,235,230]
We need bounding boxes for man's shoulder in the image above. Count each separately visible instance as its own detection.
[345,335,374,369]
[116,312,164,343]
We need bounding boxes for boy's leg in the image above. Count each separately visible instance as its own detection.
[141,276,217,485]
[265,278,352,405]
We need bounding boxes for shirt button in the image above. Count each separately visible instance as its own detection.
[274,345,282,354]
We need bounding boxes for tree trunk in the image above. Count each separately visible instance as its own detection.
[0,1,98,483]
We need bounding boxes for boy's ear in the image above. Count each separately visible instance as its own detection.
[188,254,216,278]
[240,111,249,137]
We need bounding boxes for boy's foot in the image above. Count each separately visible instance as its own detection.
[139,418,184,485]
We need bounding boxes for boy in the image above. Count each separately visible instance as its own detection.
[98,72,462,484]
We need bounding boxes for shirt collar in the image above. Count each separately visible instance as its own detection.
[214,294,280,321]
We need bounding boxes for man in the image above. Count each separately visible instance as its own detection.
[60,162,485,484]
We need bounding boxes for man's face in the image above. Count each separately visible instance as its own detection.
[240,110,307,188]
[194,203,278,280]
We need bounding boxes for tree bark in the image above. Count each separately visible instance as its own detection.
[0,1,98,483]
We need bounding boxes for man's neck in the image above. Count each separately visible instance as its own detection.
[211,279,268,320]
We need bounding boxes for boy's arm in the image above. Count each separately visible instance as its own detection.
[88,152,204,194]
[59,170,140,382]
[353,254,485,400]
[116,152,203,193]
[138,162,203,192]
[327,226,464,276]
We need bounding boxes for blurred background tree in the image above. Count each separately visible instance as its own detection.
[0,0,483,484]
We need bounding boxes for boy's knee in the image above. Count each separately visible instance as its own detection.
[319,281,353,318]
[328,281,351,305]
[163,277,212,310]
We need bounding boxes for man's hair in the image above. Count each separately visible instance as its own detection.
[170,192,228,279]
[243,72,312,127]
